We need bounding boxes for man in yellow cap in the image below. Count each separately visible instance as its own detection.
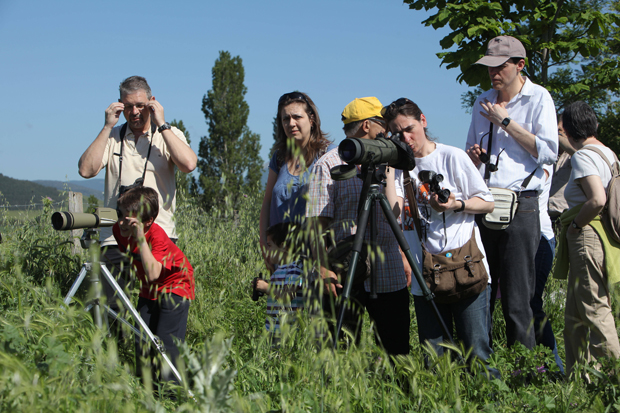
[306,97,411,356]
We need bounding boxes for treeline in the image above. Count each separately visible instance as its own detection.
[0,173,64,207]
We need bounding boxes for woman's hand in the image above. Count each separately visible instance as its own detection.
[321,266,341,297]
[429,192,457,213]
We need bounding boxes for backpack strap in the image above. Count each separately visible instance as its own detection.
[581,146,620,176]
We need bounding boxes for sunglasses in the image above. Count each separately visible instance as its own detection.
[278,91,309,106]
[381,97,414,117]
[478,131,505,173]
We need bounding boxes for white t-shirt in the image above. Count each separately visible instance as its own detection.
[565,144,617,208]
[395,143,494,296]
[539,164,554,241]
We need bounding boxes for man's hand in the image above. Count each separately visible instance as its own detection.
[479,99,509,126]
[466,144,486,167]
[104,102,124,129]
[148,99,165,127]
[429,192,457,213]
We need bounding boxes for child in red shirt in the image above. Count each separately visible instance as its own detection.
[112,186,194,383]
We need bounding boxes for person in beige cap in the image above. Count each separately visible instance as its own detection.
[465,36,558,350]
[306,97,411,355]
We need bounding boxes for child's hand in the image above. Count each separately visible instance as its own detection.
[255,279,269,293]
[124,216,146,241]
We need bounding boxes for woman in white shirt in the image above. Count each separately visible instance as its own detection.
[560,101,620,377]
[382,98,497,377]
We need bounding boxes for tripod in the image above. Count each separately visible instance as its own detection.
[331,160,453,347]
[63,229,183,384]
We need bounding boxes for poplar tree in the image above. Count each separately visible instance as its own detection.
[197,51,262,210]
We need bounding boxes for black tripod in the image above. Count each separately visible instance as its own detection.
[331,160,453,348]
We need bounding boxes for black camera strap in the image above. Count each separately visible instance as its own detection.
[484,122,494,180]
[484,121,538,192]
[117,122,155,190]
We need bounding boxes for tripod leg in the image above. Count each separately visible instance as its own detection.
[99,264,183,384]
[334,196,372,347]
[377,194,454,344]
[64,264,91,305]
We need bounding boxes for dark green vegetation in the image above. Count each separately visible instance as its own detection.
[0,174,64,207]
[196,51,263,211]
[2,194,620,411]
[405,0,620,153]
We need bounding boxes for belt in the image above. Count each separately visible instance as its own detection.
[518,190,538,198]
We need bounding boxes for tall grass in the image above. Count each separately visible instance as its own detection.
[0,195,618,411]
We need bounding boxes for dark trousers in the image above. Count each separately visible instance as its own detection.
[323,286,410,356]
[476,194,540,349]
[136,294,190,383]
[532,236,565,373]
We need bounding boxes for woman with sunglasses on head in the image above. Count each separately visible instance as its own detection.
[382,98,499,378]
[259,92,332,272]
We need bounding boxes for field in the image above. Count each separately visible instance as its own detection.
[0,195,619,412]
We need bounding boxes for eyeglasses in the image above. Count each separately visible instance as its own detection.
[381,98,414,117]
[278,91,308,106]
[478,131,505,173]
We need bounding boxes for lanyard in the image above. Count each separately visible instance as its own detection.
[117,122,155,188]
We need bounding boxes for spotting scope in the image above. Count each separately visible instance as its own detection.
[338,133,416,171]
[52,207,117,231]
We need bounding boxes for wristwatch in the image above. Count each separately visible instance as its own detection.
[454,200,465,213]
[158,122,171,133]
[501,117,511,127]
[571,220,582,230]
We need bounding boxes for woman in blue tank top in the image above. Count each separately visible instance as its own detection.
[259,92,332,272]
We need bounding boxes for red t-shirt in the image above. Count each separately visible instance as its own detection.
[113,222,195,301]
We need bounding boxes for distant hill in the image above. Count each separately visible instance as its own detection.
[0,174,64,207]
[34,179,104,201]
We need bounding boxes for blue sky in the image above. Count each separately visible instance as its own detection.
[0,0,479,182]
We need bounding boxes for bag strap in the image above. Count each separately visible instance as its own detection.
[581,146,620,176]
[403,170,423,240]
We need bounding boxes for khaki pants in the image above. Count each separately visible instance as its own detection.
[564,225,620,377]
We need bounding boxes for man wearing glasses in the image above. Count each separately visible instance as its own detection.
[465,36,558,350]
[78,76,197,327]
[307,97,411,356]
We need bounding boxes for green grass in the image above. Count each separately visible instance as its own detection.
[0,195,619,412]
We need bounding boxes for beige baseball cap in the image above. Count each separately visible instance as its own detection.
[475,36,526,67]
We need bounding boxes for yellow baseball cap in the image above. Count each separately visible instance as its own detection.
[341,97,383,124]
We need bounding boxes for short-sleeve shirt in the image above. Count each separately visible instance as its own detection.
[113,222,195,301]
[394,143,493,296]
[565,144,616,208]
[269,145,335,226]
[306,148,407,294]
[265,261,304,334]
[100,124,190,246]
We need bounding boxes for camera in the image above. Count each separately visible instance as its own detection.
[52,207,118,231]
[418,170,451,204]
[337,133,415,171]
[119,177,144,197]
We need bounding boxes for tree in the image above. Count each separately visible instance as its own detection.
[197,51,262,210]
[405,0,620,120]
[170,119,198,199]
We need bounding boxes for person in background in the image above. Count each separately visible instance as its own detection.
[260,92,332,273]
[553,101,620,378]
[306,97,410,356]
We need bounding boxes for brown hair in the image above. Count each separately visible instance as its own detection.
[381,98,431,139]
[273,92,331,167]
[117,186,159,223]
